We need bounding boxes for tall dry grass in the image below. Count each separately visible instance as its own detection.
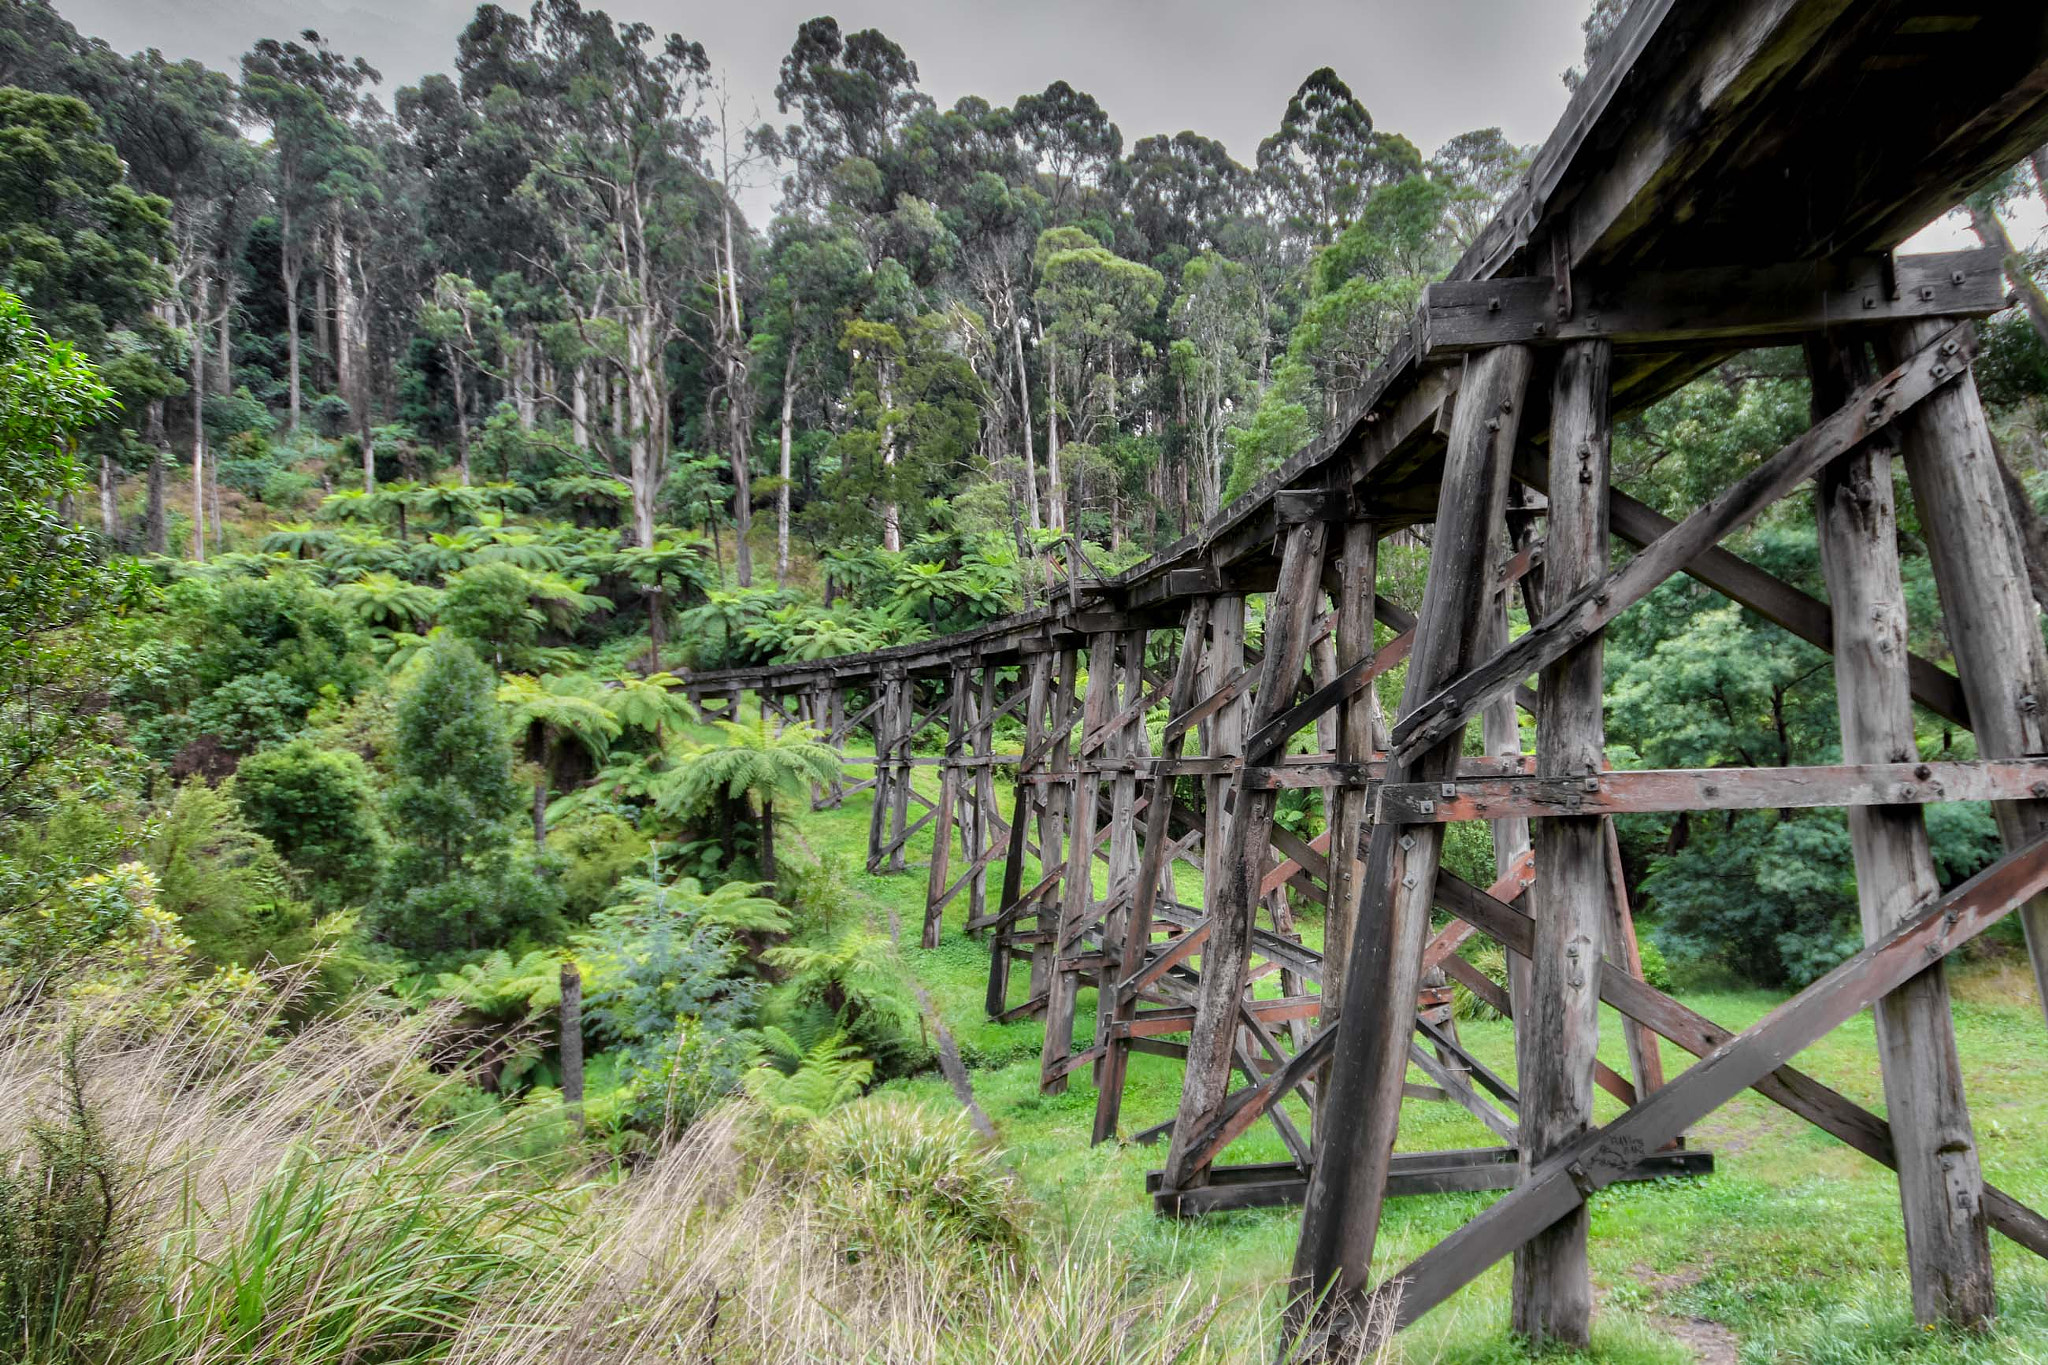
[0,975,1394,1365]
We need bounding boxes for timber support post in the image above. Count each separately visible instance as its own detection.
[1163,516,1329,1192]
[1810,330,1994,1327]
[1042,631,1116,1093]
[1512,337,1610,1347]
[1885,317,2048,1026]
[1292,341,1534,1335]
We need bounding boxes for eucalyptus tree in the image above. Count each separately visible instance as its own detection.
[103,50,251,552]
[0,87,173,553]
[1011,80,1122,216]
[417,273,503,483]
[1032,226,1162,530]
[954,173,1047,531]
[494,0,717,548]
[1171,253,1260,519]
[764,17,930,208]
[1427,127,1528,249]
[752,224,867,578]
[239,32,381,435]
[1256,67,1419,248]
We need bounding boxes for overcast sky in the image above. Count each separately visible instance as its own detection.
[61,0,1599,221]
[51,0,2021,246]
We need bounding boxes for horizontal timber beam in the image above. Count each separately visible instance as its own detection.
[1154,1149,1713,1218]
[1380,759,2048,823]
[1418,248,2002,358]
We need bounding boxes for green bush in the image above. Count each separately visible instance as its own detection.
[1634,936,1673,991]
[545,810,649,920]
[0,1045,123,1361]
[373,638,559,957]
[234,738,384,910]
[183,669,310,754]
[259,465,315,508]
[441,561,540,666]
[149,781,314,968]
[808,1095,1027,1261]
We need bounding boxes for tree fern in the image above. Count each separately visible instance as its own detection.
[742,1030,872,1123]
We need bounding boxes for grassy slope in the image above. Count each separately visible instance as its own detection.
[786,735,2048,1364]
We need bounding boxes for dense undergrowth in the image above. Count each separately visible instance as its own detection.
[0,965,1395,1365]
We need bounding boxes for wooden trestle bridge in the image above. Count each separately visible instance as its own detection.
[687,1,2048,1351]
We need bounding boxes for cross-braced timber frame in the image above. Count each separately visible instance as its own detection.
[688,2,2048,1352]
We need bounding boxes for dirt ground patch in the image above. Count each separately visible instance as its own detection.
[1634,1262,1740,1365]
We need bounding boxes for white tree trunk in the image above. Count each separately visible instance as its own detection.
[572,362,590,449]
[778,344,796,585]
[1045,339,1065,531]
[1012,312,1040,531]
[215,277,233,396]
[99,449,117,543]
[881,365,901,552]
[191,269,208,561]
[281,208,302,432]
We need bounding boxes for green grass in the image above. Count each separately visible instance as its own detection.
[790,731,2048,1364]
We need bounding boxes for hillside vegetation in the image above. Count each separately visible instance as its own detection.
[6,0,2048,1359]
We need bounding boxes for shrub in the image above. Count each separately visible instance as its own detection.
[1634,937,1673,991]
[183,669,311,754]
[259,465,316,508]
[0,1042,123,1359]
[576,874,781,1133]
[1451,941,1509,1022]
[441,561,541,666]
[311,392,352,438]
[234,738,384,910]
[545,809,649,920]
[167,572,368,705]
[374,639,559,957]
[148,782,313,969]
[374,852,564,964]
[744,1027,871,1123]
[382,638,521,881]
[808,1095,1027,1261]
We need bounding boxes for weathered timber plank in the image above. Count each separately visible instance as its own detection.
[1292,342,1535,1323]
[1887,317,2048,1029]
[1119,995,1322,1039]
[1810,331,1991,1326]
[1512,337,1611,1347]
[1155,1149,1714,1217]
[1163,522,1329,1192]
[1094,607,1211,1144]
[1091,630,1149,1098]
[1324,519,1383,1041]
[1041,633,1118,1093]
[1407,1040,1518,1144]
